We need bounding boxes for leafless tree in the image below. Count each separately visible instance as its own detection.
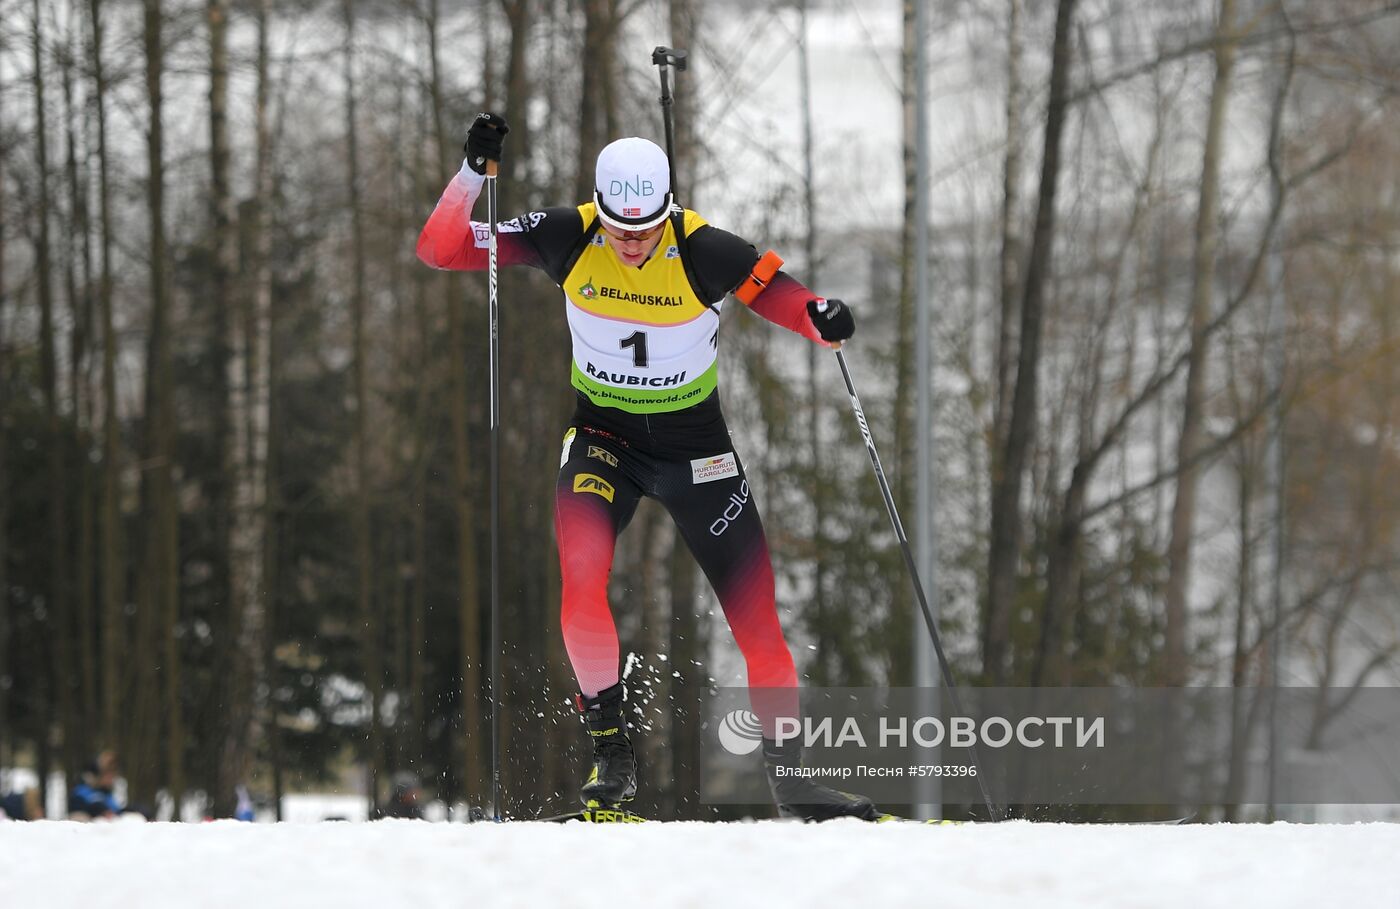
[985,0,1079,685]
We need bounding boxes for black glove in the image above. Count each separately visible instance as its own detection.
[464,112,510,175]
[806,297,855,343]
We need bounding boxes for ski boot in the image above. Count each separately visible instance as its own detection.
[577,682,637,807]
[763,737,881,822]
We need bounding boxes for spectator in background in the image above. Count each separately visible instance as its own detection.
[234,784,256,821]
[68,750,124,820]
[378,772,425,820]
[0,786,44,821]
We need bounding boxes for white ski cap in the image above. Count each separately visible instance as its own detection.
[593,137,673,231]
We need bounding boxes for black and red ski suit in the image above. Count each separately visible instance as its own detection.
[417,165,834,736]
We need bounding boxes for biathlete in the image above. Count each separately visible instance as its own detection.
[417,112,878,821]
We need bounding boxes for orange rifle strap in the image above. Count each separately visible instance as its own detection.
[733,249,784,306]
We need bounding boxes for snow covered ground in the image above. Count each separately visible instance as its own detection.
[2,818,1398,909]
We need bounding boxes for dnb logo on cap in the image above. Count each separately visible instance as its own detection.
[595,137,672,232]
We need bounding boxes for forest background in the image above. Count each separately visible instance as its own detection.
[1,0,1397,821]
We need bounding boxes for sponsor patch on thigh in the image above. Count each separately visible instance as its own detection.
[572,473,615,502]
[691,451,739,484]
[587,445,619,468]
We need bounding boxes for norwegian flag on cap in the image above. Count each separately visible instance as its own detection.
[623,207,641,217]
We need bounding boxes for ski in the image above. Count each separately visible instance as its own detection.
[875,814,966,825]
[871,816,1192,826]
[1037,810,1198,826]
[873,811,1196,826]
[525,806,1193,825]
[535,802,649,824]
[1132,811,1197,825]
[905,815,1195,825]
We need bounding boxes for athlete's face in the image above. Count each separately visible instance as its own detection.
[601,221,665,267]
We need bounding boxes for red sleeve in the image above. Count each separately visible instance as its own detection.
[415,170,542,271]
[747,271,828,346]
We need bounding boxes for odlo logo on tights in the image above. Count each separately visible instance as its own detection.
[573,473,615,503]
[708,481,750,536]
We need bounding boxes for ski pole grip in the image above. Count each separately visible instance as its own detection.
[485,160,498,178]
[814,298,843,349]
[652,46,689,70]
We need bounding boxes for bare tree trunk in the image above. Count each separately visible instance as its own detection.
[480,0,496,108]
[140,0,182,812]
[575,0,620,200]
[60,8,98,761]
[0,30,10,774]
[386,62,411,775]
[794,0,832,687]
[986,0,1078,687]
[472,0,533,812]
[498,0,532,214]
[1222,455,1256,819]
[424,0,484,808]
[1163,0,1238,687]
[664,0,707,816]
[634,508,675,816]
[1029,78,1165,687]
[383,344,406,776]
[529,0,571,807]
[408,83,433,777]
[984,0,1023,677]
[572,0,645,194]
[890,1,917,674]
[207,0,246,817]
[89,0,123,757]
[263,320,284,820]
[130,1,160,805]
[341,0,383,816]
[666,535,704,816]
[668,0,697,193]
[993,0,1024,450]
[250,0,280,820]
[33,0,77,794]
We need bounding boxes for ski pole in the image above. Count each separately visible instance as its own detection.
[486,157,502,822]
[651,46,688,196]
[826,329,1002,820]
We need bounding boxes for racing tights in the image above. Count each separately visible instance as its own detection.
[556,393,797,734]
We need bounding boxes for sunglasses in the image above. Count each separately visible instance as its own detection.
[602,222,664,242]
